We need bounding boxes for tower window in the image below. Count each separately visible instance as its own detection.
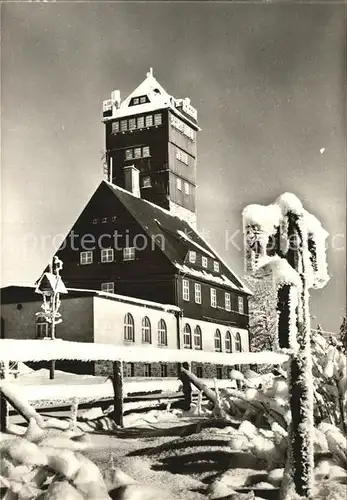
[210,288,217,308]
[129,95,149,106]
[120,120,127,132]
[101,248,114,263]
[154,113,162,125]
[214,261,220,272]
[123,247,135,261]
[225,293,231,312]
[101,217,108,223]
[202,256,208,268]
[238,296,244,314]
[125,149,133,160]
[134,147,142,159]
[128,118,136,130]
[80,251,93,265]
[142,176,151,188]
[177,178,182,191]
[92,218,99,224]
[194,283,201,304]
[184,182,190,195]
[142,146,150,157]
[182,279,190,301]
[140,96,148,104]
[101,282,115,293]
[176,148,189,165]
[112,121,119,134]
[137,116,144,128]
[145,115,153,127]
[132,97,139,105]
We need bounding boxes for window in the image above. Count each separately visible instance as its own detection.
[142,146,150,157]
[128,118,136,130]
[193,326,202,350]
[182,279,190,301]
[183,324,192,349]
[140,96,148,104]
[196,365,203,378]
[216,367,223,380]
[225,331,232,353]
[210,288,217,308]
[177,178,182,191]
[134,147,141,159]
[214,261,220,272]
[142,176,151,188]
[137,116,144,128]
[124,313,135,342]
[225,293,231,312]
[112,216,118,222]
[202,256,208,268]
[125,149,133,160]
[235,332,242,352]
[160,364,168,377]
[101,217,108,223]
[184,182,190,195]
[145,115,153,127]
[80,251,93,265]
[101,248,114,263]
[120,120,127,132]
[194,283,201,304]
[189,251,196,263]
[123,362,134,377]
[101,282,114,294]
[142,316,151,343]
[92,218,98,224]
[112,121,119,134]
[214,329,222,352]
[238,296,244,314]
[131,97,139,106]
[36,316,49,338]
[154,113,162,125]
[176,148,189,165]
[144,363,151,377]
[158,319,167,345]
[123,247,135,261]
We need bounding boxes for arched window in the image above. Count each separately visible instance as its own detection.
[158,319,167,346]
[193,326,202,350]
[235,332,242,352]
[124,313,135,341]
[183,324,192,349]
[36,315,49,339]
[214,329,222,352]
[225,331,232,353]
[141,317,151,343]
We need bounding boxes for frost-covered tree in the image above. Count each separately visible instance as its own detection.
[339,317,347,354]
[244,276,277,352]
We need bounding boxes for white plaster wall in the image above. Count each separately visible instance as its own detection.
[93,296,178,349]
[1,297,94,342]
[180,315,249,353]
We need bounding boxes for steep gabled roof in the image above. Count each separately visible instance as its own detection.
[103,69,200,130]
[104,181,251,294]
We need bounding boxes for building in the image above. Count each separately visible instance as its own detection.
[1,70,251,379]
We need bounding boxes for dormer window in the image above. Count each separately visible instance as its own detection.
[213,261,220,272]
[129,95,149,106]
[189,251,196,263]
[202,256,208,268]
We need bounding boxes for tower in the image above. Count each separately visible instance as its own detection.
[102,68,200,227]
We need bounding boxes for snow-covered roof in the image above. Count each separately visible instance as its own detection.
[0,339,289,365]
[102,69,199,129]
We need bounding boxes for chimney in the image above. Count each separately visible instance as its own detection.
[124,165,140,198]
[111,90,121,109]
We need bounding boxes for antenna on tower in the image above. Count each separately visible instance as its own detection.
[147,67,154,77]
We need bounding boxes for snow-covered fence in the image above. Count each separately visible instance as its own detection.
[0,338,288,431]
[243,192,329,498]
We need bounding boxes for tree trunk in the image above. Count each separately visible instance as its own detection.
[112,361,124,427]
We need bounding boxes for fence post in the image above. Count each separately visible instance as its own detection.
[0,389,8,432]
[112,361,124,427]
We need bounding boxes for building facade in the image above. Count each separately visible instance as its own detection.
[1,70,251,379]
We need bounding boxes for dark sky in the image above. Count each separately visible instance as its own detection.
[1,2,346,332]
